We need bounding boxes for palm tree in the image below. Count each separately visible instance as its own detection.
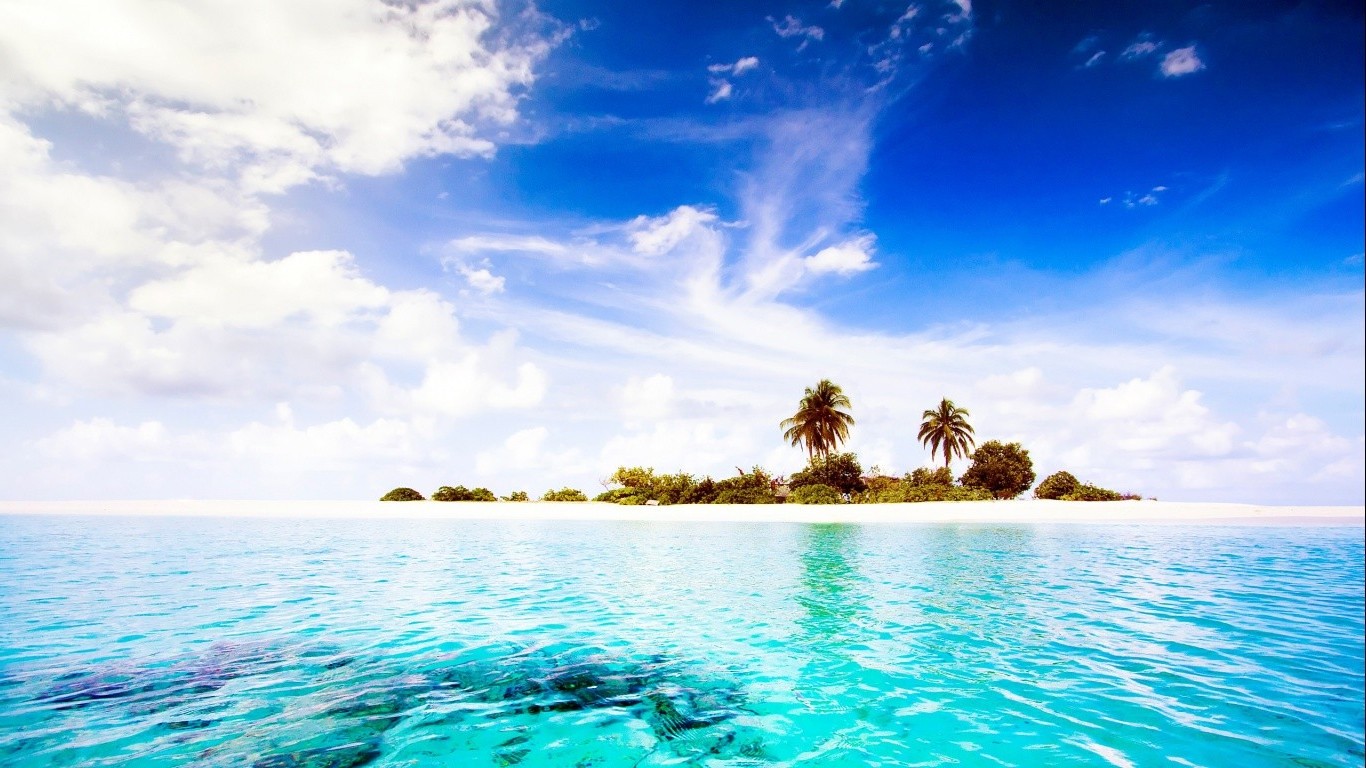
[781,379,855,460]
[918,398,975,469]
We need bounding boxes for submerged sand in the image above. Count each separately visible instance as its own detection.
[0,499,1361,525]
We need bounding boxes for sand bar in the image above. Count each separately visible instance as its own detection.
[0,499,1361,525]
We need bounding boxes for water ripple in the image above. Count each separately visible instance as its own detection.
[0,516,1361,767]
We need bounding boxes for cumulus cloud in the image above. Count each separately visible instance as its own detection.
[474,426,590,480]
[458,265,507,294]
[1161,45,1205,77]
[619,374,675,424]
[36,418,174,462]
[129,251,390,328]
[628,206,719,256]
[0,0,567,191]
[705,80,733,104]
[804,235,878,275]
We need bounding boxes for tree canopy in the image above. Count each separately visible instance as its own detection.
[960,440,1036,499]
[780,379,855,459]
[918,398,976,468]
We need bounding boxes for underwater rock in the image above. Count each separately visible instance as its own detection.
[251,740,381,768]
[164,718,216,730]
[41,670,159,709]
[322,686,426,735]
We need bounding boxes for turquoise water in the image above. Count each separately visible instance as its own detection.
[0,516,1361,767]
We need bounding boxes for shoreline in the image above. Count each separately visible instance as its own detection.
[0,499,1361,525]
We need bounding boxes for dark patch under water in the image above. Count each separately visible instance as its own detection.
[15,638,758,767]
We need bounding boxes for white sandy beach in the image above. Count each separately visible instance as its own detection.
[0,499,1361,525]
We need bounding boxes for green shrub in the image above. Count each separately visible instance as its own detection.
[789,453,865,495]
[541,487,588,502]
[380,487,424,501]
[432,485,497,502]
[683,477,718,504]
[907,467,954,487]
[1034,471,1080,500]
[961,441,1036,499]
[1035,471,1141,501]
[711,467,777,504]
[601,466,703,505]
[788,484,843,504]
[1061,483,1141,501]
[594,487,648,504]
[902,484,993,502]
[432,485,462,501]
[857,482,991,503]
[502,491,529,502]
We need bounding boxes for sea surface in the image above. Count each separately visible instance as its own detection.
[0,514,1361,768]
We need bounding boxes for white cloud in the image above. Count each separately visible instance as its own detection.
[599,419,758,477]
[364,332,548,418]
[1082,51,1106,68]
[0,0,566,191]
[619,374,675,424]
[36,418,174,462]
[1161,45,1205,77]
[1110,185,1167,208]
[0,116,269,331]
[771,16,824,42]
[708,56,759,76]
[628,206,719,256]
[804,234,879,275]
[447,234,568,256]
[459,265,506,294]
[732,56,760,76]
[129,250,390,328]
[1122,37,1160,59]
[705,80,733,104]
[474,426,590,481]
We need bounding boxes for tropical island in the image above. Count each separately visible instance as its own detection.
[382,379,1140,505]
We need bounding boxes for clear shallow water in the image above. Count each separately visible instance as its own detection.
[0,516,1361,768]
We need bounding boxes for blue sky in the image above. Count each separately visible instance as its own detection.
[0,0,1361,504]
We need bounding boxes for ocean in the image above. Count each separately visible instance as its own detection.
[0,514,1361,767]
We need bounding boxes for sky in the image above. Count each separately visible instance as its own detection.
[0,0,1361,504]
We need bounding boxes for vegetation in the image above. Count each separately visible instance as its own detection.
[1034,470,1140,501]
[789,452,865,496]
[380,487,424,501]
[788,484,843,504]
[379,386,1146,506]
[780,379,855,460]
[856,468,992,503]
[918,398,976,469]
[541,487,588,502]
[432,485,496,502]
[960,441,1036,499]
[594,467,718,505]
[1033,471,1080,500]
[712,467,777,504]
[908,466,954,487]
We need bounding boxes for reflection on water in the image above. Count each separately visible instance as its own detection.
[0,516,1361,768]
[795,524,866,643]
